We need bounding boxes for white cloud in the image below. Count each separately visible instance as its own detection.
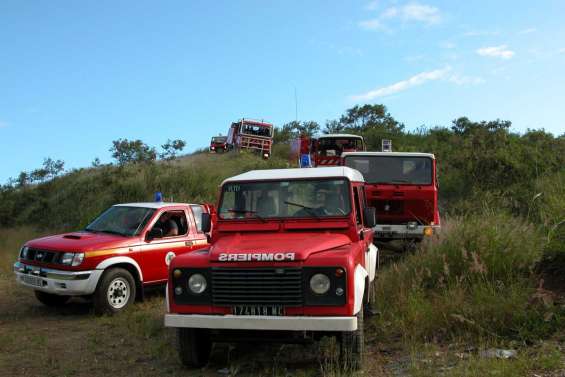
[440,41,456,49]
[476,45,515,59]
[350,67,484,101]
[366,0,380,10]
[350,67,451,101]
[359,2,441,32]
[558,48,565,54]
[518,27,537,35]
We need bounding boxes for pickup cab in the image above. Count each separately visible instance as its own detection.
[165,167,378,370]
[14,202,210,314]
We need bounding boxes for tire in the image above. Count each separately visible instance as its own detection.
[177,328,212,368]
[93,268,136,315]
[339,306,364,371]
[34,291,70,307]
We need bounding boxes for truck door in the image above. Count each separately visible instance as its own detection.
[140,209,199,284]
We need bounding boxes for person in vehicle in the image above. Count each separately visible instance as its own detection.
[155,212,179,237]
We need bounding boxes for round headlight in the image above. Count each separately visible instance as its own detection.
[310,273,330,295]
[188,273,207,294]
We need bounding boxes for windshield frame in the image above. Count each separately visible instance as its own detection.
[217,177,353,221]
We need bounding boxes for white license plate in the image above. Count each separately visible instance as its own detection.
[232,305,284,316]
[21,274,43,287]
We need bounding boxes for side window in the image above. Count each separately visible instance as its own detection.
[152,211,188,238]
[353,187,362,225]
[190,205,204,233]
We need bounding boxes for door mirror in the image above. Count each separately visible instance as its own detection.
[363,207,376,228]
[201,213,212,233]
[146,227,163,241]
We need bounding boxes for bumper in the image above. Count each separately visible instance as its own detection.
[13,261,103,296]
[374,224,439,239]
[164,314,357,332]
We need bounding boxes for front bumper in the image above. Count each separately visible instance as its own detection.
[13,261,103,296]
[374,224,439,239]
[164,314,357,332]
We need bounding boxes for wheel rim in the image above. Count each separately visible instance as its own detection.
[107,277,130,309]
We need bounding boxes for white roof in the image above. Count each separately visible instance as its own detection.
[342,151,435,159]
[317,134,364,139]
[114,202,195,209]
[223,167,365,184]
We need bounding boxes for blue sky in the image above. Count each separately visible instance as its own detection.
[1,0,564,182]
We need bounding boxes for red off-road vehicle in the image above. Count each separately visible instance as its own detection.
[343,152,440,243]
[165,167,378,370]
[291,134,366,167]
[209,136,228,153]
[226,119,274,158]
[14,202,210,314]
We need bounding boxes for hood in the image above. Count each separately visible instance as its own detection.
[209,232,351,262]
[26,231,136,252]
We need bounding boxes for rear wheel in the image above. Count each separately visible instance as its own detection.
[177,328,212,368]
[34,291,70,307]
[339,307,364,371]
[93,268,136,315]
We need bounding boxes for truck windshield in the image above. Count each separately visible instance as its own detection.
[212,137,227,143]
[219,179,351,219]
[85,206,156,237]
[318,137,363,157]
[345,156,433,185]
[240,124,272,137]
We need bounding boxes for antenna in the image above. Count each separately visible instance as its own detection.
[294,86,298,122]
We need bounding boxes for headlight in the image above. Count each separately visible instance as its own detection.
[20,246,29,259]
[61,253,74,265]
[309,273,330,295]
[188,273,207,294]
[61,252,84,266]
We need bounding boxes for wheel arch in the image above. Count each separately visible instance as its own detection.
[96,257,144,301]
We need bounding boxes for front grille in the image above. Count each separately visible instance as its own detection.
[25,248,60,264]
[211,267,303,306]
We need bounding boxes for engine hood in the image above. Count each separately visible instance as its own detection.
[209,232,351,262]
[25,231,136,252]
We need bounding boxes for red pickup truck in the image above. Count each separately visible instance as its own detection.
[14,202,210,314]
[165,167,378,370]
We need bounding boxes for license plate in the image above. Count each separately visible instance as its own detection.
[232,305,284,316]
[21,274,43,287]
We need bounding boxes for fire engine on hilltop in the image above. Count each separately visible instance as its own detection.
[165,167,378,370]
[226,118,274,159]
[291,134,366,167]
[343,149,440,243]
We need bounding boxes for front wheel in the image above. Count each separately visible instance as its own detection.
[93,268,136,315]
[177,328,212,368]
[34,291,70,307]
[339,307,364,370]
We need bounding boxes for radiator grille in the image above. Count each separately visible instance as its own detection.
[211,267,303,306]
[25,248,60,264]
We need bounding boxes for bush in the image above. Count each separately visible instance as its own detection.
[374,213,561,343]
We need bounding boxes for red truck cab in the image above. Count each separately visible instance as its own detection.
[165,167,378,370]
[14,202,210,314]
[209,136,228,153]
[343,152,440,242]
[291,134,366,167]
[226,118,274,158]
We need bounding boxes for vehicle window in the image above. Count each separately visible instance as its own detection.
[318,138,363,157]
[219,179,351,220]
[353,187,362,225]
[151,210,188,238]
[190,205,205,233]
[344,156,433,185]
[85,206,155,237]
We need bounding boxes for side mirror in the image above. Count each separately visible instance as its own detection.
[201,213,212,233]
[363,207,377,228]
[146,227,163,241]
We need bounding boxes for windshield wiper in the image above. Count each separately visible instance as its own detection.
[224,209,266,223]
[391,179,409,183]
[284,201,320,220]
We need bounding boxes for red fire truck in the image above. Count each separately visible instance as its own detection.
[226,119,274,158]
[165,167,378,370]
[291,134,366,167]
[343,152,440,243]
[14,202,211,314]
